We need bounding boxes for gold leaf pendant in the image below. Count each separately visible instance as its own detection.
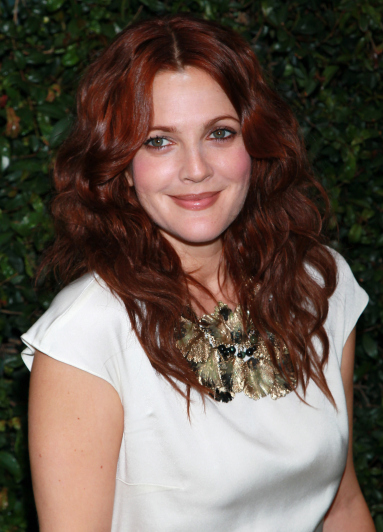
[176,303,296,403]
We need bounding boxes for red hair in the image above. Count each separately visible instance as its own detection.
[43,15,337,406]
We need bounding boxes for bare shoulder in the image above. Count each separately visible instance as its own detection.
[29,351,124,532]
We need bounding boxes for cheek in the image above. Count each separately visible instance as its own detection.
[217,146,252,184]
[230,149,252,209]
[132,154,176,195]
[130,156,154,193]
[233,148,252,181]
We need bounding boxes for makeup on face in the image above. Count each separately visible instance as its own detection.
[130,67,252,256]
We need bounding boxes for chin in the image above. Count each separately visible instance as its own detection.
[168,229,226,247]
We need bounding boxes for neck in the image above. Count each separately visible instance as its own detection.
[162,232,237,312]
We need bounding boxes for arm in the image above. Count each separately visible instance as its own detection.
[28,350,124,532]
[323,328,375,532]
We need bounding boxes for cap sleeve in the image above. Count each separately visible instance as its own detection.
[21,274,131,399]
[328,250,369,358]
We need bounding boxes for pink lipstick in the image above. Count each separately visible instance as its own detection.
[170,191,220,211]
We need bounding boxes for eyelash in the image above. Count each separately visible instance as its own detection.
[144,127,237,150]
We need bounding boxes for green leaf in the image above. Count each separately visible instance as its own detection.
[359,14,369,32]
[0,451,22,481]
[88,20,102,34]
[0,232,13,248]
[28,85,48,105]
[0,137,11,171]
[61,44,80,67]
[36,103,67,120]
[37,112,52,138]
[294,14,324,35]
[376,514,383,532]
[348,224,363,243]
[13,50,26,70]
[261,1,273,18]
[261,3,288,26]
[351,129,381,146]
[322,65,339,87]
[305,78,318,96]
[342,151,357,180]
[49,116,73,148]
[362,334,378,359]
[25,51,47,65]
[46,0,67,12]
[24,254,35,278]
[8,160,42,173]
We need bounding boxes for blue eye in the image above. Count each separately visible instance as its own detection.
[210,128,235,140]
[145,136,171,148]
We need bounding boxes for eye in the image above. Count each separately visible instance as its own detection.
[209,128,235,140]
[144,136,172,149]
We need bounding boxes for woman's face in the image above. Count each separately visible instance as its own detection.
[130,66,252,255]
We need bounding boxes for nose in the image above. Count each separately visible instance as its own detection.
[179,145,213,183]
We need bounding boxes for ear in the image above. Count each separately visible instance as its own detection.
[125,168,134,187]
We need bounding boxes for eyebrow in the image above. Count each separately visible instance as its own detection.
[148,114,240,133]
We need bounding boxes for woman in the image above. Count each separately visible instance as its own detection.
[21,14,374,532]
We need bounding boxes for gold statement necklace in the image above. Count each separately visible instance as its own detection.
[176,302,297,403]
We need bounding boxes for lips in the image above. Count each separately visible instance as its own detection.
[170,191,220,211]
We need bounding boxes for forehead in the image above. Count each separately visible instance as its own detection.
[150,67,238,126]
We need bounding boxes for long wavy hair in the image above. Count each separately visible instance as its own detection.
[42,14,337,406]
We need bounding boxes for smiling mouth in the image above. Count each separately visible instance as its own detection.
[170,191,221,211]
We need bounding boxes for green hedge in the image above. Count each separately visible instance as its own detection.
[0,0,382,529]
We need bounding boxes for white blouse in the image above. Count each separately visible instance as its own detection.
[21,251,368,532]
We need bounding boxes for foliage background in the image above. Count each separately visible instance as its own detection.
[0,0,382,529]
